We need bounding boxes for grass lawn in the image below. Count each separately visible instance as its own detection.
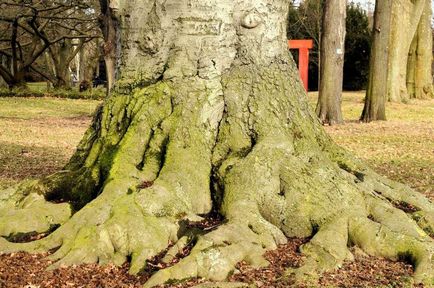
[310,92,434,200]
[0,92,433,202]
[0,97,100,189]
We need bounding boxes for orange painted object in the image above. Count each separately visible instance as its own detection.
[288,40,314,91]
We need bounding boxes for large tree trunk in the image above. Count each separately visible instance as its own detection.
[406,0,434,100]
[316,0,346,125]
[1,1,434,287]
[387,0,426,102]
[360,0,391,122]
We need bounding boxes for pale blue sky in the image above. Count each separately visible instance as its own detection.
[350,0,433,14]
[293,0,433,13]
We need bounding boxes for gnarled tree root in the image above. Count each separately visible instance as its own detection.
[1,64,434,288]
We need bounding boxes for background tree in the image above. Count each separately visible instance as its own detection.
[98,0,119,92]
[288,2,371,91]
[288,0,323,90]
[0,0,100,89]
[316,0,347,125]
[387,0,427,102]
[361,0,392,122]
[406,0,434,99]
[78,39,101,85]
[362,0,433,122]
[1,1,434,287]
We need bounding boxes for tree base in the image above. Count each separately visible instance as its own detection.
[1,64,433,287]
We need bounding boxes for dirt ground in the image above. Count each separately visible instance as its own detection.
[0,238,417,288]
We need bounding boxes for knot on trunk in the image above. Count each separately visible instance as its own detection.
[241,11,262,29]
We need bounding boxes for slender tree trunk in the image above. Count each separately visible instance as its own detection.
[50,39,85,89]
[316,0,346,125]
[0,56,26,89]
[406,0,434,99]
[79,40,100,84]
[99,0,118,92]
[361,0,391,122]
[0,56,7,87]
[1,1,434,287]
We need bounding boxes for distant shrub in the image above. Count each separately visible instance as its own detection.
[0,86,106,100]
[344,3,372,91]
[79,80,91,92]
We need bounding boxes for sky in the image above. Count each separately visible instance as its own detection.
[350,0,374,12]
[350,0,433,14]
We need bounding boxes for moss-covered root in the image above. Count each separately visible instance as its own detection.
[0,183,185,272]
[144,217,285,288]
[0,183,71,237]
[349,216,434,285]
[0,82,174,238]
[144,137,289,288]
[330,146,434,224]
[287,217,353,285]
[46,192,181,274]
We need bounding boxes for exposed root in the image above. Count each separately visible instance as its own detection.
[329,145,434,238]
[288,217,352,285]
[349,216,434,285]
[0,183,185,274]
[144,219,284,288]
[1,63,434,288]
[0,183,71,237]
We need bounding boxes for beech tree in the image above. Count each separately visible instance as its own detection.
[77,39,101,84]
[99,0,119,92]
[1,1,434,287]
[362,0,433,122]
[316,0,346,125]
[361,0,391,122]
[406,0,434,100]
[387,0,428,102]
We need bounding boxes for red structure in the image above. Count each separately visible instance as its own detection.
[288,40,313,91]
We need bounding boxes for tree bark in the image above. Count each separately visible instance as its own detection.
[48,39,87,89]
[99,0,118,92]
[1,1,434,287]
[316,0,346,125]
[0,55,7,87]
[387,0,426,102]
[360,0,391,122]
[78,40,100,84]
[406,0,434,99]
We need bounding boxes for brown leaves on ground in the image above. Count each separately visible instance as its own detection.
[320,249,417,288]
[0,252,148,288]
[0,239,420,288]
[229,238,307,287]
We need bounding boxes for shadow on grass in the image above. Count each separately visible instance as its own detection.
[0,142,70,187]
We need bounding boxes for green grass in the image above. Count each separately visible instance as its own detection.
[0,93,433,201]
[0,97,101,189]
[0,97,98,119]
[309,91,434,200]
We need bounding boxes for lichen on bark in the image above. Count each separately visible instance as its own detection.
[1,0,434,287]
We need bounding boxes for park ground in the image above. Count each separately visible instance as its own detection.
[0,92,433,287]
